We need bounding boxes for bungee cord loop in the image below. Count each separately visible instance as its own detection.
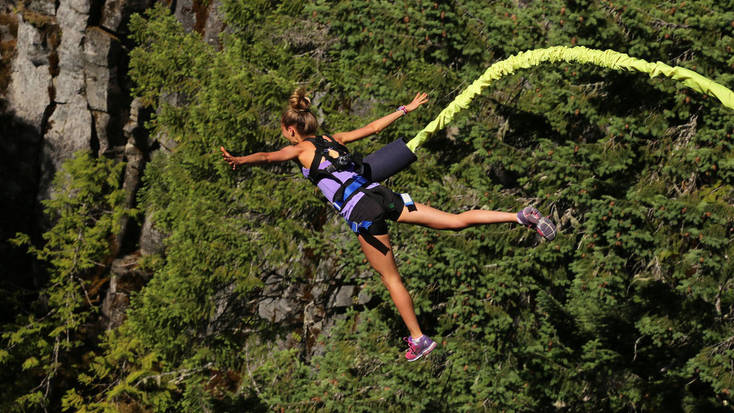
[406,46,734,152]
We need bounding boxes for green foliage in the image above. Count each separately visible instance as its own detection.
[8,0,734,411]
[111,0,734,410]
[2,152,134,412]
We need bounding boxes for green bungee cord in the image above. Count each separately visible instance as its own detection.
[406,45,734,152]
[359,46,734,182]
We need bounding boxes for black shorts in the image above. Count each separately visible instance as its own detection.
[347,185,405,236]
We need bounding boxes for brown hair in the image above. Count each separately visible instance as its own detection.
[281,88,318,135]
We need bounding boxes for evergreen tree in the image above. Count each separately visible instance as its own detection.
[2,153,134,412]
[4,0,734,411]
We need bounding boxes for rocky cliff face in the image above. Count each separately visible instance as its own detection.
[0,0,155,324]
[6,0,149,203]
[2,0,196,321]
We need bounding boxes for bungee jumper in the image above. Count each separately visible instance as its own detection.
[220,89,556,361]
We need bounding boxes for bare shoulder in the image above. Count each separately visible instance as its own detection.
[296,139,317,153]
[296,140,317,167]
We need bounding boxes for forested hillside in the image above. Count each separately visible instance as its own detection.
[3,0,734,411]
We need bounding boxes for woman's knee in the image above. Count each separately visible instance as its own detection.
[379,270,403,286]
[443,214,468,230]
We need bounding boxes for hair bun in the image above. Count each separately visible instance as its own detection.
[289,88,311,112]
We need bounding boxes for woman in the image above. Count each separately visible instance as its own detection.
[220,89,556,362]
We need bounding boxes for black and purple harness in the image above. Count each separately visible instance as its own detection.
[303,135,417,255]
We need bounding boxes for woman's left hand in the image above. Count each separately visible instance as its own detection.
[404,92,429,112]
[220,146,241,170]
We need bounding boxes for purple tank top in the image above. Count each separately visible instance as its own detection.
[302,160,378,220]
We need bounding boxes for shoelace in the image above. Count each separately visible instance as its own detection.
[537,219,556,239]
[525,211,541,226]
[519,208,541,227]
[403,337,419,354]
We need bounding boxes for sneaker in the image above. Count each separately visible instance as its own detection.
[536,217,557,241]
[517,206,542,226]
[517,206,557,241]
[404,335,437,362]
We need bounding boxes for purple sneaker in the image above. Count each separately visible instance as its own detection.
[517,206,557,241]
[404,335,437,362]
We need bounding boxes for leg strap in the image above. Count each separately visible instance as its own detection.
[401,193,417,212]
[348,220,390,255]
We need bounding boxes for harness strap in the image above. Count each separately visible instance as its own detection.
[343,191,415,255]
[305,136,335,185]
[332,175,369,211]
[305,135,362,186]
[401,193,417,212]
[348,220,390,255]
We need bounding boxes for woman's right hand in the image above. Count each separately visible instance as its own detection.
[220,146,241,170]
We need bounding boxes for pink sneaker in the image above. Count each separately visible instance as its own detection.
[517,206,556,241]
[404,335,437,362]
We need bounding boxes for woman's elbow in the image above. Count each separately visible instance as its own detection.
[255,152,271,163]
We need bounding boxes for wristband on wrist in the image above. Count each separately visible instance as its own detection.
[397,105,408,115]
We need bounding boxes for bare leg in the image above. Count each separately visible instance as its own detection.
[397,202,518,230]
[358,233,423,339]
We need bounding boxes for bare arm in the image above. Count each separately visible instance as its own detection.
[219,145,302,170]
[333,92,428,144]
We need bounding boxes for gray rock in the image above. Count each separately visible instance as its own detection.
[84,26,120,67]
[122,139,143,195]
[92,110,125,157]
[54,2,87,103]
[154,130,178,152]
[261,273,282,296]
[174,0,196,33]
[203,1,225,48]
[310,284,327,302]
[124,97,144,133]
[139,211,167,256]
[110,139,144,254]
[357,288,372,305]
[56,0,89,34]
[100,0,154,33]
[329,285,356,308]
[39,94,92,199]
[15,17,51,66]
[56,22,85,71]
[0,19,12,43]
[126,97,144,125]
[159,90,190,107]
[258,297,299,323]
[7,18,52,130]
[257,272,305,323]
[303,300,326,357]
[113,98,148,256]
[123,97,150,149]
[102,253,150,329]
[303,301,325,326]
[206,283,237,336]
[67,0,91,14]
[101,274,131,329]
[53,69,85,103]
[100,0,124,32]
[54,12,87,104]
[155,92,185,150]
[85,61,120,111]
[23,0,56,15]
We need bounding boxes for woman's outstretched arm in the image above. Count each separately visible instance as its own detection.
[333,92,428,144]
[219,145,302,170]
